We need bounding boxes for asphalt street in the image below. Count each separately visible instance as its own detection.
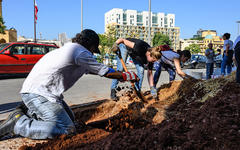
[0,68,206,119]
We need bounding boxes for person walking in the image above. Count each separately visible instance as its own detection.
[0,29,139,139]
[205,43,221,79]
[110,38,162,99]
[221,33,234,76]
[233,35,240,83]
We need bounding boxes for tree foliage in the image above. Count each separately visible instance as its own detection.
[185,44,201,54]
[97,31,117,65]
[0,17,6,34]
[190,36,204,40]
[152,33,172,46]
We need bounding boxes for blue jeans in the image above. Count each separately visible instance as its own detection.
[111,44,144,91]
[153,61,176,86]
[14,93,76,139]
[221,55,232,75]
[206,63,214,79]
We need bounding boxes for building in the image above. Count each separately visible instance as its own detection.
[0,0,17,43]
[105,8,180,50]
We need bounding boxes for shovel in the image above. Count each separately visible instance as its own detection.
[115,50,147,102]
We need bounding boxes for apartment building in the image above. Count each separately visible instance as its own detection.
[105,8,180,50]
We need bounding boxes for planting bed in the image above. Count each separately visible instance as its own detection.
[2,74,240,150]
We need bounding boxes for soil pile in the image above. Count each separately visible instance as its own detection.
[21,74,240,150]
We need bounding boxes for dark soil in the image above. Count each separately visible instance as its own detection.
[20,76,240,150]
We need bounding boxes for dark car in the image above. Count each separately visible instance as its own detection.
[214,54,222,68]
[0,41,58,74]
[182,54,207,69]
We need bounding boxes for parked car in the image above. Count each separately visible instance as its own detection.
[182,54,207,69]
[214,54,222,68]
[0,41,58,74]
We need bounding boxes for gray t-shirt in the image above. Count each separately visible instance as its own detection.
[205,48,214,63]
[160,51,180,67]
[21,43,109,102]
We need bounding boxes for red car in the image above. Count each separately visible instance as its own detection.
[0,41,58,74]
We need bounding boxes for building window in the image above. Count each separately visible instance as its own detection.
[123,13,127,22]
[152,16,157,24]
[137,15,142,23]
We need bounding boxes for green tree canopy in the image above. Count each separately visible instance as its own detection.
[0,17,6,34]
[185,44,201,54]
[97,33,116,64]
[152,33,172,47]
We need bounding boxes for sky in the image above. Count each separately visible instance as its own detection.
[3,0,240,41]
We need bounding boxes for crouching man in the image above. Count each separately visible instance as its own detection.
[0,29,138,139]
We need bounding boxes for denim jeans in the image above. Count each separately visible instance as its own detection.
[221,55,232,75]
[111,44,144,91]
[206,63,214,79]
[235,48,240,83]
[153,61,176,86]
[14,93,76,139]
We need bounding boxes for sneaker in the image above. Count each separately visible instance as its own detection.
[110,89,117,101]
[0,108,24,137]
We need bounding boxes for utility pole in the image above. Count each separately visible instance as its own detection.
[237,21,240,35]
[34,0,36,42]
[81,0,83,31]
[148,0,151,45]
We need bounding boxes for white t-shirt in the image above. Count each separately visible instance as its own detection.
[20,43,109,102]
[223,39,234,51]
[160,51,180,67]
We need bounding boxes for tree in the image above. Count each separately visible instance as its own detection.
[185,44,201,54]
[152,33,172,47]
[190,36,204,40]
[0,17,6,34]
[98,33,116,66]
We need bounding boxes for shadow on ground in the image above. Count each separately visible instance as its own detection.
[0,74,27,80]
[0,101,22,114]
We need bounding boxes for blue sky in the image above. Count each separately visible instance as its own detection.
[3,0,240,41]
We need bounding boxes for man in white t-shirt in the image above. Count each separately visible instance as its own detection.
[0,29,138,139]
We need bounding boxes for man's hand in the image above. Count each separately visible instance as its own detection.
[111,43,120,53]
[150,86,157,99]
[121,71,139,82]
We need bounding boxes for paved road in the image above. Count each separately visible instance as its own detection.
[0,69,206,119]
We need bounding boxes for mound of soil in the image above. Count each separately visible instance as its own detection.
[20,74,240,150]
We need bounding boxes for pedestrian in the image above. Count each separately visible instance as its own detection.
[0,29,139,139]
[205,43,221,79]
[221,33,234,76]
[153,48,193,92]
[233,35,240,83]
[110,38,162,99]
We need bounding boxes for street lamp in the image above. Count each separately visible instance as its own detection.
[81,0,83,31]
[148,0,151,45]
[237,21,240,35]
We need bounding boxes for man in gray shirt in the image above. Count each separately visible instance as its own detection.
[205,43,220,79]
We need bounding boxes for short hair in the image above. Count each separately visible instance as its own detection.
[180,50,191,59]
[223,33,231,39]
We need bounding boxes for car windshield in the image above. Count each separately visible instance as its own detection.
[0,43,10,52]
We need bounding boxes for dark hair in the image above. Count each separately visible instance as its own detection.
[72,29,99,52]
[178,50,191,59]
[223,33,231,39]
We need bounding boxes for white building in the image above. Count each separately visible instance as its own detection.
[105,8,180,50]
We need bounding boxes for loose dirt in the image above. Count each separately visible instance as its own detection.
[2,73,240,150]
